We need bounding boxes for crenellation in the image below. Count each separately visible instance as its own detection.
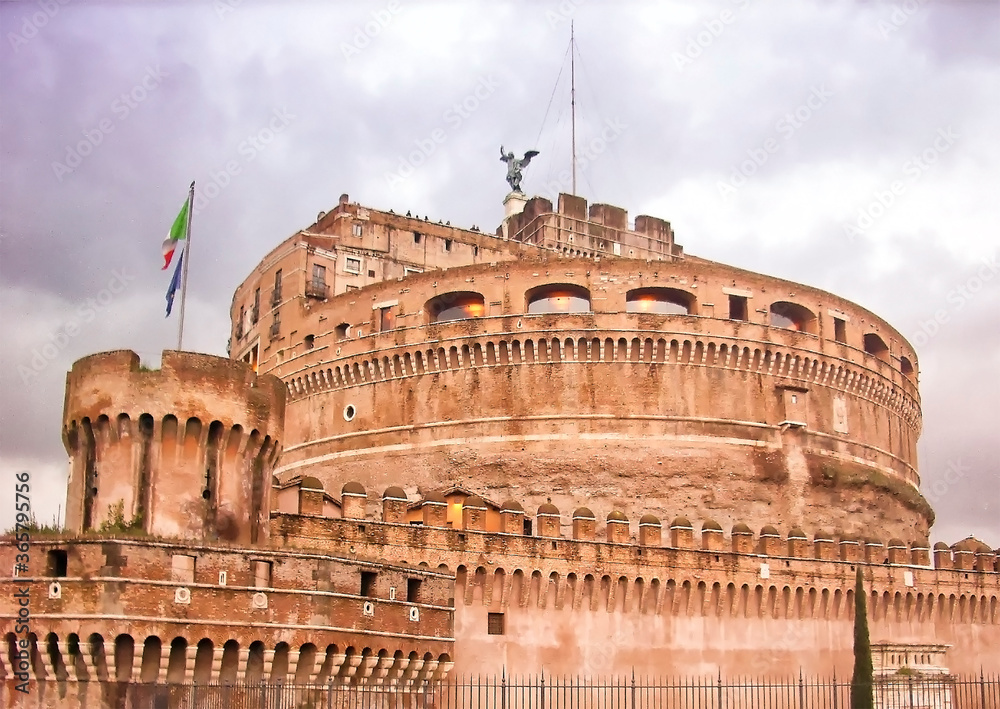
[606,510,629,544]
[701,520,725,551]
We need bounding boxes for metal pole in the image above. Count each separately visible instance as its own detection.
[176,180,195,350]
[570,21,577,195]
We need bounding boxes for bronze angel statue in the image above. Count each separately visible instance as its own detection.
[500,146,540,193]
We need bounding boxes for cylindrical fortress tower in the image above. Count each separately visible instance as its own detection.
[229,195,929,542]
[62,350,286,543]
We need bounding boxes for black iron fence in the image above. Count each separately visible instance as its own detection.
[110,672,998,709]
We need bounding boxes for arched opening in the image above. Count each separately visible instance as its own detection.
[525,284,591,314]
[626,287,696,315]
[769,301,817,334]
[900,355,915,377]
[335,323,351,340]
[864,333,890,361]
[426,291,485,322]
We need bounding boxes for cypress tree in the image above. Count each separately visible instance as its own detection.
[851,564,874,709]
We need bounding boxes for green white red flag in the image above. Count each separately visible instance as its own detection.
[162,198,189,269]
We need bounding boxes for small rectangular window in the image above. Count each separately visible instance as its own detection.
[487,612,505,635]
[444,239,452,252]
[252,560,272,588]
[345,257,361,274]
[729,294,748,321]
[406,578,422,603]
[523,518,533,536]
[368,269,376,278]
[312,264,326,285]
[404,267,423,276]
[414,233,422,244]
[361,570,377,597]
[47,549,68,577]
[834,317,847,343]
[352,223,363,237]
[171,554,196,584]
[380,306,395,332]
[345,284,359,292]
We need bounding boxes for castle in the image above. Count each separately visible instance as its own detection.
[2,190,997,707]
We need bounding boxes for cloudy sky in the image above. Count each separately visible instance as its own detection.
[1,0,997,547]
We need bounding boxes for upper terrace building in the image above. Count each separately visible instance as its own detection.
[230,192,925,541]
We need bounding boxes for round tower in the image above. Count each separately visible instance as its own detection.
[62,350,285,543]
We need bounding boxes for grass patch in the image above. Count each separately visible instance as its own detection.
[807,455,934,525]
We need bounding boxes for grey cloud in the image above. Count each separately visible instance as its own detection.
[1,0,997,546]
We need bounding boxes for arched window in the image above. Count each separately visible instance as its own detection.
[864,333,890,362]
[335,323,350,340]
[626,287,696,315]
[426,291,485,322]
[769,301,817,334]
[525,284,591,314]
[900,355,914,377]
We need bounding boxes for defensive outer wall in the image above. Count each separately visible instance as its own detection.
[232,194,927,541]
[272,479,1000,677]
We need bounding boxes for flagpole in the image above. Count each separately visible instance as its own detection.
[176,181,195,351]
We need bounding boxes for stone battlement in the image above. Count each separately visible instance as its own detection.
[275,480,1000,577]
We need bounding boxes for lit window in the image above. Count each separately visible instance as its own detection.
[526,284,591,314]
[769,301,817,334]
[345,257,361,274]
[426,292,485,322]
[626,288,694,315]
[379,306,395,331]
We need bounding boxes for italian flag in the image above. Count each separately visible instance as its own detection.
[161,199,189,269]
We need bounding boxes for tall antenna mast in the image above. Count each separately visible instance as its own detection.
[570,21,577,195]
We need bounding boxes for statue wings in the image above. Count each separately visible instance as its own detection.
[521,150,539,167]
